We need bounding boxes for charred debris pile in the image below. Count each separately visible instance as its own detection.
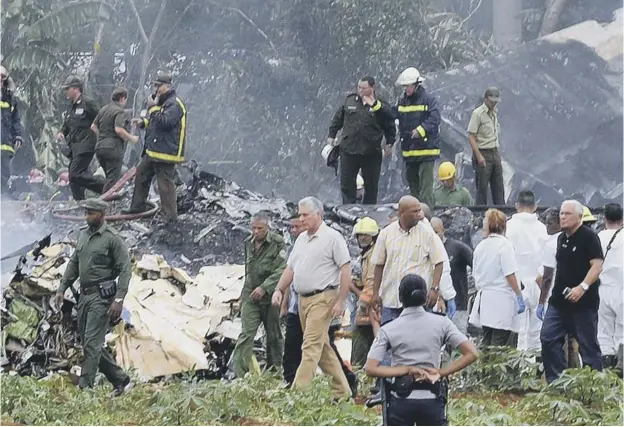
[0,166,544,379]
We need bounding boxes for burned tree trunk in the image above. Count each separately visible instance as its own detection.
[492,0,523,48]
[539,0,569,37]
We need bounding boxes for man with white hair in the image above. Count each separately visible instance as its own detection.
[272,196,352,400]
[541,200,604,383]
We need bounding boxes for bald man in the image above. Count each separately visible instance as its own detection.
[372,196,446,326]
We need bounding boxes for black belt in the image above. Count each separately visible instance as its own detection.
[81,285,99,295]
[300,286,337,298]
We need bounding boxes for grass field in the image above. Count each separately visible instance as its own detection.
[2,348,622,425]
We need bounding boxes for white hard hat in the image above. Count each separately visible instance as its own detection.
[356,174,364,190]
[395,67,425,86]
[321,144,334,163]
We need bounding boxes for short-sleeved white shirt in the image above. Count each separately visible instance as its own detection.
[598,228,623,288]
[287,222,351,294]
[473,234,520,332]
[540,232,561,301]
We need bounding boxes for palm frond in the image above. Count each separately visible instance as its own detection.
[19,1,115,41]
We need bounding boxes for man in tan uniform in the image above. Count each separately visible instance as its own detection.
[468,87,504,205]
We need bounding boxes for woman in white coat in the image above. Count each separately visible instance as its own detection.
[470,209,526,347]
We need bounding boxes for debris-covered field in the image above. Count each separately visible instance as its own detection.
[1,169,618,426]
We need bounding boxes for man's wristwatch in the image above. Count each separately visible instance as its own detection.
[431,286,440,293]
[114,298,123,303]
[580,282,589,292]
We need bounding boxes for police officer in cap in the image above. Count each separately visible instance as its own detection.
[54,198,132,396]
[56,75,103,200]
[365,274,478,426]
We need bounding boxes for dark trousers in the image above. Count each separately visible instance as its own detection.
[283,313,303,385]
[69,151,104,200]
[340,151,382,204]
[96,149,123,193]
[131,157,177,220]
[541,305,602,383]
[1,151,13,196]
[388,398,448,426]
[482,327,518,347]
[351,324,375,368]
[473,147,505,205]
[404,161,434,206]
[77,292,128,388]
[281,313,356,389]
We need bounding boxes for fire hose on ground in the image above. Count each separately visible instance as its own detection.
[50,167,160,222]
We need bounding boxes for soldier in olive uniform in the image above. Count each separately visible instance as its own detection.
[55,76,103,200]
[232,212,286,377]
[54,198,132,395]
[91,87,138,193]
[327,76,396,205]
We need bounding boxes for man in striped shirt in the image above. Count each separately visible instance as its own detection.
[371,195,446,326]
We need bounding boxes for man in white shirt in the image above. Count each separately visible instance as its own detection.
[272,196,352,400]
[506,190,548,351]
[597,203,623,369]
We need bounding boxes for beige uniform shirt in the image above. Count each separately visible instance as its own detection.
[287,222,351,295]
[371,220,447,308]
[467,103,500,149]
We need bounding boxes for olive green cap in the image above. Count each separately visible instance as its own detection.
[80,198,109,213]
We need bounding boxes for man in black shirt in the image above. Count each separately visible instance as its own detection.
[431,216,473,332]
[541,200,604,383]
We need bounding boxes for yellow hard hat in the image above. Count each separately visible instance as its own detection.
[354,217,379,236]
[438,161,456,181]
[582,206,597,223]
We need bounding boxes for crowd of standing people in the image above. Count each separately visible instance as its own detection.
[1,62,621,425]
[228,188,621,425]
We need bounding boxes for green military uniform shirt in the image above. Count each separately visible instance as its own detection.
[93,102,129,157]
[61,95,99,156]
[243,231,286,303]
[434,184,472,206]
[59,222,132,299]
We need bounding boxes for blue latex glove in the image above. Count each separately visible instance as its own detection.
[517,295,526,314]
[446,298,457,319]
[536,304,545,321]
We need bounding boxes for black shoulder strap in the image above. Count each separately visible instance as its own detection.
[605,228,623,259]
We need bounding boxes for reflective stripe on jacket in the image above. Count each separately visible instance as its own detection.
[1,89,23,153]
[391,86,441,163]
[142,89,187,163]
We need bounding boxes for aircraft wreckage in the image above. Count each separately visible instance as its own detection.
[0,164,536,382]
